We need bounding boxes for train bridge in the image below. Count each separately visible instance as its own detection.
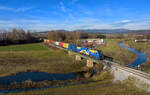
[46,42,150,91]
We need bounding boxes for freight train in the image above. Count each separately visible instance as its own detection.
[44,39,107,60]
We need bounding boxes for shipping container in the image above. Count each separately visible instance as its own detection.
[63,43,69,48]
[55,42,59,45]
[51,40,56,44]
[46,40,49,43]
[68,44,77,51]
[50,40,53,44]
[59,42,63,47]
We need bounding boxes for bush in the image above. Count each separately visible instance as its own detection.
[92,71,113,81]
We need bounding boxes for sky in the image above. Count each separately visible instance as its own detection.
[0,0,150,31]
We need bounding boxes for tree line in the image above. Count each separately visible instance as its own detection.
[47,30,106,43]
[0,29,41,46]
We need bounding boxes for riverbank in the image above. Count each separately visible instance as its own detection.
[95,39,137,65]
[0,72,86,91]
[0,70,113,92]
[120,43,147,68]
[124,40,150,73]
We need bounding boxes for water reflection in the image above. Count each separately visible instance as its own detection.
[120,43,147,68]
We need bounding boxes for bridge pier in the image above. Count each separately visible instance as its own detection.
[68,51,74,56]
[86,60,94,67]
[75,55,82,61]
[103,65,108,70]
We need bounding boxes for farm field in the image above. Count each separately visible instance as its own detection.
[0,43,86,76]
[95,39,137,65]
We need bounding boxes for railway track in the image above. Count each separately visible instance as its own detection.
[104,60,150,80]
[46,43,150,80]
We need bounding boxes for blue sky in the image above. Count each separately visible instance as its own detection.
[0,0,150,31]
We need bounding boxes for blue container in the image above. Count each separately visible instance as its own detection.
[68,44,77,51]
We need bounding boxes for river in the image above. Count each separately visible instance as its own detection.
[120,43,147,68]
[0,72,77,85]
[0,71,89,93]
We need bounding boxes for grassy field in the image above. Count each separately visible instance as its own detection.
[0,43,86,76]
[0,43,49,51]
[95,39,137,65]
[125,40,150,73]
[2,78,150,95]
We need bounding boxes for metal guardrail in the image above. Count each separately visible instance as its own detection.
[46,43,150,80]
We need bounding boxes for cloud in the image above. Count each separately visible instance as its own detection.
[111,18,150,30]
[60,1,67,12]
[0,19,41,24]
[111,18,150,29]
[115,18,150,25]
[0,20,11,24]
[120,20,131,23]
[119,23,150,30]
[1,17,150,31]
[15,7,33,12]
[0,6,32,12]
[72,24,114,30]
[0,18,110,31]
[112,19,132,26]
[76,18,101,24]
[0,19,42,30]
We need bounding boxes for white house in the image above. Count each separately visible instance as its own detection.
[86,39,104,43]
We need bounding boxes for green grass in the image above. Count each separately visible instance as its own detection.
[95,39,137,65]
[0,43,49,51]
[0,43,86,76]
[0,50,68,59]
[125,40,150,51]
